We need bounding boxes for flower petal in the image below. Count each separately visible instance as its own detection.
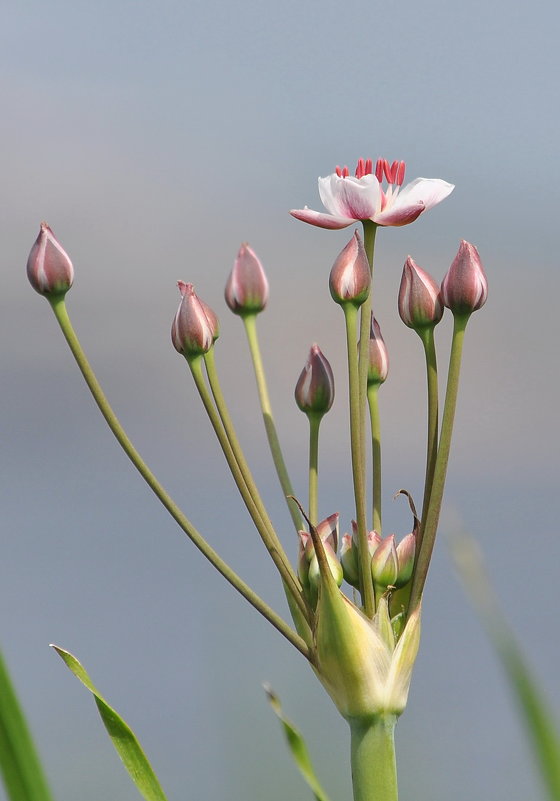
[394,177,455,212]
[319,174,380,220]
[290,207,355,230]
[374,202,425,226]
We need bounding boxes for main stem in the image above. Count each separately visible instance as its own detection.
[350,716,398,801]
[242,314,303,531]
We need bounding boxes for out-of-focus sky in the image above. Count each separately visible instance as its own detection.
[1,1,559,799]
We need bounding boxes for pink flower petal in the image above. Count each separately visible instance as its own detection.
[289,207,355,229]
[374,202,425,226]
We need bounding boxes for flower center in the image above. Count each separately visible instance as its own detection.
[334,158,406,187]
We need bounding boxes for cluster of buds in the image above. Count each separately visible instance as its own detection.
[340,523,416,593]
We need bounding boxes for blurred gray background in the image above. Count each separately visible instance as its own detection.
[1,0,559,799]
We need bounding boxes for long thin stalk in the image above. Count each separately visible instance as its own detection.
[202,350,298,578]
[308,413,321,525]
[343,304,374,618]
[242,314,303,531]
[367,384,382,535]
[349,716,398,801]
[189,356,309,623]
[408,312,469,612]
[418,325,439,553]
[48,297,310,660]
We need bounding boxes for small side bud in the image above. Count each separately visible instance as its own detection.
[295,344,335,416]
[171,282,219,357]
[398,256,443,329]
[225,243,269,315]
[329,231,371,307]
[27,223,74,296]
[371,535,399,589]
[367,316,389,386]
[394,533,416,588]
[340,534,360,588]
[441,240,488,315]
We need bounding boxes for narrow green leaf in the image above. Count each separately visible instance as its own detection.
[264,684,332,801]
[51,645,169,801]
[451,533,560,801]
[0,650,54,801]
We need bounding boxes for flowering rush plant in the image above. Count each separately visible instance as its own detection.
[20,154,488,801]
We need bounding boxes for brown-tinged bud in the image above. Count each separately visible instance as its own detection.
[367,316,389,386]
[27,223,74,296]
[329,230,371,307]
[398,256,443,329]
[224,243,269,315]
[295,344,335,416]
[171,282,219,357]
[298,514,341,606]
[441,240,488,315]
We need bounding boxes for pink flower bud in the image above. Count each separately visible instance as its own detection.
[329,230,371,306]
[371,535,399,589]
[295,344,335,416]
[394,533,416,588]
[224,243,269,315]
[398,256,443,329]
[367,316,389,386]
[340,533,360,588]
[441,240,488,315]
[171,282,219,357]
[27,223,74,296]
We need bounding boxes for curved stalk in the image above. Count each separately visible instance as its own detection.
[48,297,310,660]
[418,325,439,550]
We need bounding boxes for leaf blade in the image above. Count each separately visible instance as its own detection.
[52,645,169,801]
[264,684,332,801]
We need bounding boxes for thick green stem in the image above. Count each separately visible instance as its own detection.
[343,303,374,618]
[307,413,321,525]
[367,384,382,535]
[350,716,398,801]
[408,313,469,612]
[418,325,439,552]
[242,314,303,531]
[48,297,310,660]
[189,356,309,623]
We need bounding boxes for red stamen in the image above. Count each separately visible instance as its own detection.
[375,159,384,182]
[336,165,343,177]
[383,159,392,182]
[343,166,349,177]
[365,158,373,175]
[396,161,406,186]
[355,157,366,179]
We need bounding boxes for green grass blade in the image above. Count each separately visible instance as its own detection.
[264,684,332,801]
[51,645,169,801]
[451,533,560,801]
[0,651,54,801]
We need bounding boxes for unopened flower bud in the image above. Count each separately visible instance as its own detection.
[367,316,389,386]
[441,240,488,315]
[298,513,341,606]
[295,344,335,416]
[398,256,443,329]
[329,231,371,307]
[394,533,416,588]
[371,535,399,589]
[225,243,269,315]
[27,223,74,296]
[171,282,219,357]
[340,534,360,588]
